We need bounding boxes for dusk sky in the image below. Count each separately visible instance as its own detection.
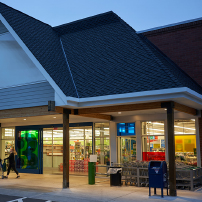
[1,0,202,31]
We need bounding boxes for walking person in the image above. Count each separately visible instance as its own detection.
[4,147,20,178]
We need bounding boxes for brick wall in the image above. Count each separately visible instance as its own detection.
[142,20,202,87]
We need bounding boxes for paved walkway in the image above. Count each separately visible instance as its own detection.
[0,173,202,202]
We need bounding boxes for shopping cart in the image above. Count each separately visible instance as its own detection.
[0,159,7,179]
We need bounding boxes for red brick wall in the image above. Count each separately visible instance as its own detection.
[142,21,202,87]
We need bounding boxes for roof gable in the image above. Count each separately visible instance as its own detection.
[0,2,77,98]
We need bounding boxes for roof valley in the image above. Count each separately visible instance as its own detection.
[59,37,79,98]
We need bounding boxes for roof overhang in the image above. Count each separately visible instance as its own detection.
[65,87,202,110]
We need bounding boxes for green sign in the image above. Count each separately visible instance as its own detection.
[17,130,38,169]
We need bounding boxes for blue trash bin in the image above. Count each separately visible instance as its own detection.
[148,161,168,197]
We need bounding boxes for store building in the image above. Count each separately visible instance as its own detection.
[0,3,202,194]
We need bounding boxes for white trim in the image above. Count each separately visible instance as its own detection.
[137,17,202,33]
[0,14,67,106]
[66,87,202,108]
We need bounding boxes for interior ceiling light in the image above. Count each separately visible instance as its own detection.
[164,109,167,110]
[53,117,56,118]
[23,119,26,120]
[118,112,122,114]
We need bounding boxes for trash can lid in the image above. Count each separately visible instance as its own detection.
[107,168,122,175]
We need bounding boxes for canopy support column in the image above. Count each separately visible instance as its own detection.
[63,109,71,188]
[162,101,177,196]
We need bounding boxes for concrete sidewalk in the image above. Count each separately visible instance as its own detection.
[0,173,202,202]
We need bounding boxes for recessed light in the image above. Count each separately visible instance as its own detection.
[53,117,56,118]
[23,119,26,121]
[191,119,195,121]
[118,112,122,114]
[164,109,167,110]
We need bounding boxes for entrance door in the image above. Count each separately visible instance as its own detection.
[119,137,136,163]
[15,128,43,174]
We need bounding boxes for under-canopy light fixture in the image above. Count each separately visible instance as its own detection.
[23,119,26,121]
[164,109,167,110]
[53,117,56,118]
[118,112,122,114]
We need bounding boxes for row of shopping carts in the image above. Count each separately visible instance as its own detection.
[121,162,149,186]
[117,161,202,189]
[175,162,202,190]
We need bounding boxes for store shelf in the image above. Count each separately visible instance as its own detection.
[43,145,63,156]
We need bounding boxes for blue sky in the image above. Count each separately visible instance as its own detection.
[1,0,202,31]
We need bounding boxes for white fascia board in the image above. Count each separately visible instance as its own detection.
[66,87,202,108]
[0,14,67,105]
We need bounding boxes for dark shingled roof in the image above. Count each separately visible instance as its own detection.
[1,2,202,99]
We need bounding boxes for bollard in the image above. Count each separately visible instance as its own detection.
[88,162,95,185]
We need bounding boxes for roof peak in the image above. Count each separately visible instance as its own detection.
[0,2,50,27]
[53,11,121,35]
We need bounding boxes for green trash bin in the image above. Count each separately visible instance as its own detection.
[88,162,95,185]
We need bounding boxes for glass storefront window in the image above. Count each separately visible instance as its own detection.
[4,140,15,158]
[174,119,197,166]
[2,128,15,139]
[95,123,110,165]
[141,120,197,165]
[118,137,136,163]
[142,135,165,161]
[0,128,15,160]
[53,129,63,144]
[117,123,136,163]
[142,121,165,161]
[70,128,84,139]
[43,129,53,169]
[175,120,196,134]
[142,121,164,136]
[85,140,92,159]
[43,126,93,174]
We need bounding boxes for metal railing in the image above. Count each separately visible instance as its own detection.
[95,164,110,176]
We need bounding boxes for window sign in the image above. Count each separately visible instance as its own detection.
[161,139,165,148]
[117,123,135,136]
